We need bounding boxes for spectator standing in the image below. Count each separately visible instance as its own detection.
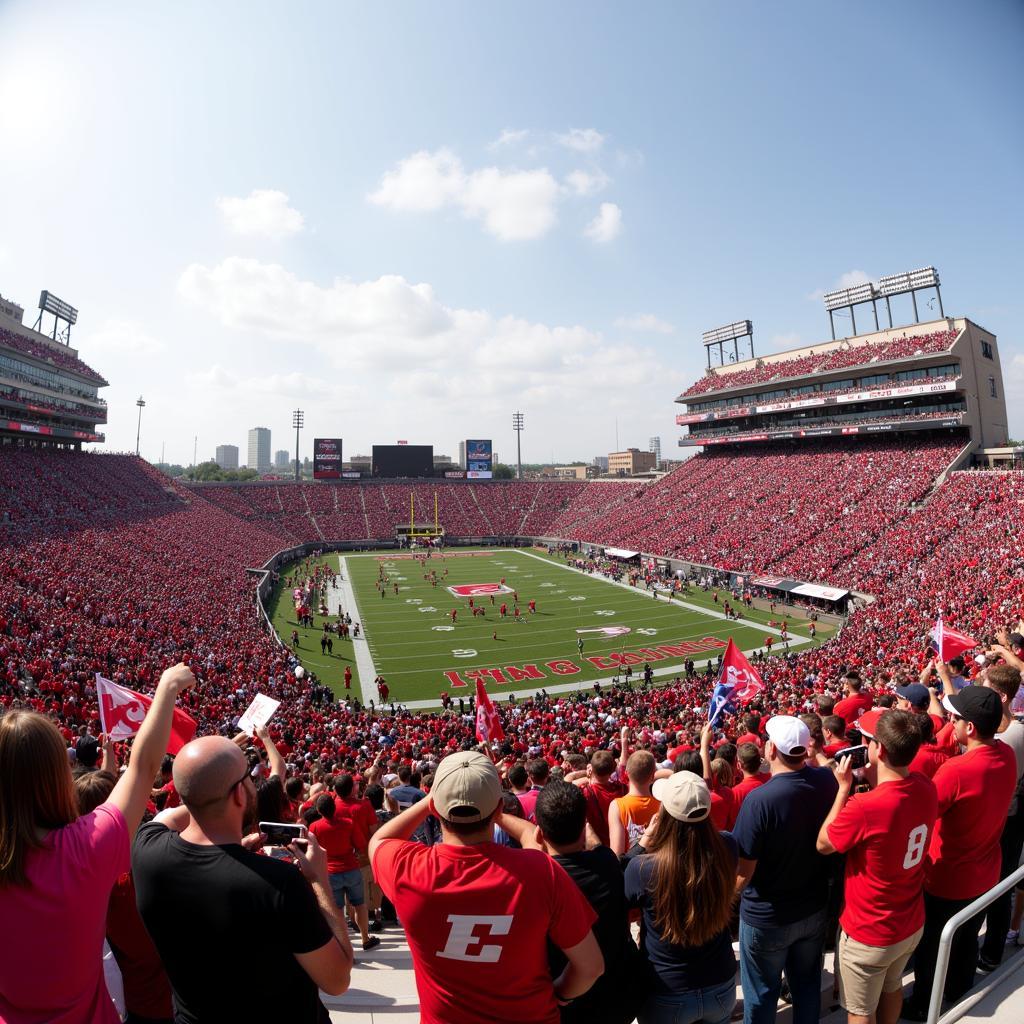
[609,749,660,855]
[978,665,1024,971]
[132,734,353,1022]
[834,673,872,727]
[815,710,938,1024]
[732,715,839,1024]
[903,685,1018,1018]
[732,742,771,810]
[501,782,641,1024]
[517,758,551,821]
[576,749,626,847]
[625,771,739,1024]
[370,751,603,1024]
[0,664,196,1024]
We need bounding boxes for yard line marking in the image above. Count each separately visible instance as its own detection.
[334,555,378,705]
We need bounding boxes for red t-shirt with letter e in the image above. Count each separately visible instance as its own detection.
[827,774,938,945]
[925,742,1017,900]
[373,839,596,1024]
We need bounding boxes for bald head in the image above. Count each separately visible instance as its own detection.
[173,736,248,811]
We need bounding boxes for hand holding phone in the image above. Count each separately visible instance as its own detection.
[833,744,868,770]
[258,821,304,846]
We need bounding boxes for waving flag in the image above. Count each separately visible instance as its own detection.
[929,615,977,662]
[96,674,197,754]
[708,640,765,727]
[474,678,505,744]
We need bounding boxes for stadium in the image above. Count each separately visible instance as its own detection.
[2,5,1023,1024]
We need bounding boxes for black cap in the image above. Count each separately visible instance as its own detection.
[75,734,100,768]
[942,686,1003,735]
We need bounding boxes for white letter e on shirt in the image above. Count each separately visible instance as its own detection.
[436,914,514,963]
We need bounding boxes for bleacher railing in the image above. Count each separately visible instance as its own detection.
[927,862,1024,1024]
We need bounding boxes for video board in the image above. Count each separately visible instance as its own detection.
[465,438,493,479]
[313,438,343,479]
[372,444,434,478]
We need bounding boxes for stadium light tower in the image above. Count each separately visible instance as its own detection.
[135,396,146,457]
[512,411,524,480]
[292,409,304,482]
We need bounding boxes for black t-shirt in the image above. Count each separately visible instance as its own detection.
[132,822,333,1024]
[623,833,738,993]
[549,846,641,1024]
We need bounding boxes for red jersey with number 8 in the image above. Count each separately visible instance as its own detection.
[827,773,938,945]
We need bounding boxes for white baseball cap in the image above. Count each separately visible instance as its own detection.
[652,771,711,822]
[765,715,810,757]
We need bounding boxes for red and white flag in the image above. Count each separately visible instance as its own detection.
[474,678,504,745]
[96,674,197,754]
[929,615,977,662]
[708,639,765,726]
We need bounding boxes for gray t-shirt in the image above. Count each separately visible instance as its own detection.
[996,720,1024,816]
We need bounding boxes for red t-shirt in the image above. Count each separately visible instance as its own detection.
[709,785,737,831]
[732,771,770,809]
[908,745,949,780]
[334,796,375,852]
[373,839,595,1024]
[925,743,1017,900]
[834,693,873,726]
[516,786,544,822]
[158,780,181,809]
[579,779,626,846]
[309,815,358,873]
[827,774,938,945]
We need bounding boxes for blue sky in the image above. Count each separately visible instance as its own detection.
[1,0,1022,464]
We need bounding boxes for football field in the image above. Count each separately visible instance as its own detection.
[307,547,822,707]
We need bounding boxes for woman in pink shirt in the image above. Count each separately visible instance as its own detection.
[0,664,196,1024]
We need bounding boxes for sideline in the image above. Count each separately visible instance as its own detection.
[328,556,379,706]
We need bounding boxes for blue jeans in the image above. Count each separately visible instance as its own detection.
[739,909,827,1024]
[639,977,737,1024]
[329,868,365,908]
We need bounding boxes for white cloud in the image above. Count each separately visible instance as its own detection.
[584,202,623,243]
[216,189,305,238]
[614,313,674,334]
[557,128,606,153]
[488,128,529,150]
[368,148,559,241]
[176,257,686,432]
[808,269,872,302]
[769,332,802,351]
[80,318,164,356]
[366,148,464,211]
[565,168,610,197]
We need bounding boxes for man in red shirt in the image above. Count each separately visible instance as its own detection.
[816,710,938,1024]
[575,749,625,847]
[833,672,873,727]
[902,686,1018,1019]
[370,751,603,1024]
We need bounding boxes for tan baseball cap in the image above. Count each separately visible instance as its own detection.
[431,751,503,823]
[651,770,711,822]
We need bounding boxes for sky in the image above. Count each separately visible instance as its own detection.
[1,0,1022,466]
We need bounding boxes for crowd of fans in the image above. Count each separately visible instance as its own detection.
[681,328,958,400]
[1,447,1023,1022]
[0,385,108,423]
[0,326,109,387]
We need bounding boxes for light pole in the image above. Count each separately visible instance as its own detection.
[292,409,304,482]
[135,396,146,457]
[512,411,524,480]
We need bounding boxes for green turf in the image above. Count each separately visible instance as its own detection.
[337,548,815,703]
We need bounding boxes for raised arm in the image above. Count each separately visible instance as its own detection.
[368,797,433,863]
[106,663,197,837]
[255,724,286,780]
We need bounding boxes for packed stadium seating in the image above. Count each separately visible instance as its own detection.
[0,326,108,386]
[682,327,957,399]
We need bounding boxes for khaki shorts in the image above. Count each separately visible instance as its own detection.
[838,926,923,1016]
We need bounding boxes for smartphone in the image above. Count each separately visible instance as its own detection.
[259,821,304,846]
[834,744,868,770]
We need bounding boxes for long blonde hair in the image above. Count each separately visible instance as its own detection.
[646,812,734,947]
[0,711,79,887]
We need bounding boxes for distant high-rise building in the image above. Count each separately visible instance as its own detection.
[458,441,466,469]
[648,436,662,470]
[608,448,657,476]
[274,449,290,470]
[248,427,271,474]
[593,455,609,472]
[215,444,239,470]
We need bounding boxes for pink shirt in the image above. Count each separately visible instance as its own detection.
[0,803,129,1024]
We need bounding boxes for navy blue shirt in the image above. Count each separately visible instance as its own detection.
[624,832,738,993]
[388,785,425,811]
[731,766,838,926]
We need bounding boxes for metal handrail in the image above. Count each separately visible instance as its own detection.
[927,861,1024,1024]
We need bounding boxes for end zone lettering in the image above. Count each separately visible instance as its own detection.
[442,638,727,688]
[448,583,513,598]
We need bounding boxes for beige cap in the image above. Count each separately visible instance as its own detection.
[651,770,711,823]
[431,751,503,823]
